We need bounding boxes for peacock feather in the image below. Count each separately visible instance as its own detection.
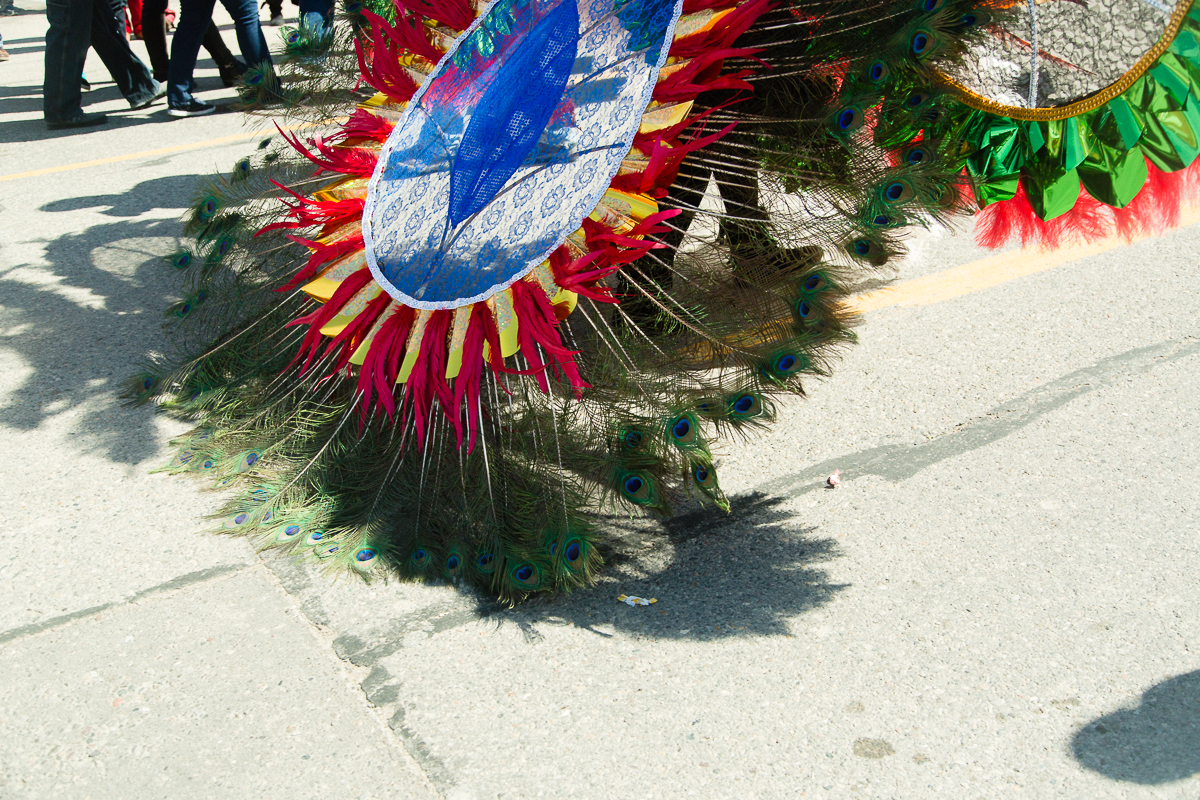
[130,0,1061,604]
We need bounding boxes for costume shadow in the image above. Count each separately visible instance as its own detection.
[493,492,846,642]
[0,176,203,463]
[41,171,205,216]
[1072,670,1200,785]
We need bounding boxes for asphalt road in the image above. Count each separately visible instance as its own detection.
[1,6,1198,799]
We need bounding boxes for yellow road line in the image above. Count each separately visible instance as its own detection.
[846,205,1200,314]
[0,132,265,183]
[0,120,335,183]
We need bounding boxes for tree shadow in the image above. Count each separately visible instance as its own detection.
[1072,670,1200,785]
[496,492,846,641]
[0,178,204,463]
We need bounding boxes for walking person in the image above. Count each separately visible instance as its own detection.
[44,0,164,129]
[166,0,271,116]
[140,0,245,86]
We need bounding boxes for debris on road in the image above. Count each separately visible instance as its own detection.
[827,469,842,488]
[618,595,657,607]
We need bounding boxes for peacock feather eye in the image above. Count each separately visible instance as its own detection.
[776,354,798,372]
[920,0,943,11]
[905,146,928,164]
[143,376,156,391]
[202,459,214,470]
[797,301,812,318]
[868,61,888,82]
[475,552,496,573]
[881,180,915,204]
[234,512,249,525]
[346,0,362,10]
[669,415,695,443]
[804,274,823,292]
[906,91,930,108]
[731,394,758,415]
[512,564,539,586]
[872,214,891,226]
[835,107,862,132]
[620,472,655,504]
[563,539,584,570]
[854,239,872,256]
[306,530,325,545]
[199,197,218,219]
[171,251,192,269]
[445,553,461,573]
[412,548,430,568]
[286,31,300,45]
[356,548,376,562]
[623,429,644,449]
[179,451,194,464]
[276,524,302,542]
[693,463,714,487]
[959,12,977,27]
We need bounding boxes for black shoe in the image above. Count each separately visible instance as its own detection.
[80,77,91,91]
[218,59,248,88]
[47,112,107,130]
[167,99,216,117]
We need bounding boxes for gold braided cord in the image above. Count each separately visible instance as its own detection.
[934,0,1193,121]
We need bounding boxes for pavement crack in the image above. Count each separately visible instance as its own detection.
[756,335,1200,499]
[0,562,249,646]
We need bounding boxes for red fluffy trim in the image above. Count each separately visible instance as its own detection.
[393,0,474,32]
[279,125,378,179]
[286,267,376,373]
[357,304,416,418]
[509,280,589,398]
[355,22,418,102]
[974,157,1200,249]
[669,0,772,60]
[258,182,365,238]
[335,108,396,144]
[277,232,364,292]
[402,309,455,449]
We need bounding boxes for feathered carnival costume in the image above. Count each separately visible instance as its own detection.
[128,0,1200,601]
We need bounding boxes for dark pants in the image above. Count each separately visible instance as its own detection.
[45,0,158,122]
[167,0,270,108]
[141,0,236,82]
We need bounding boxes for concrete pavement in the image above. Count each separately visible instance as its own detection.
[1,6,1198,798]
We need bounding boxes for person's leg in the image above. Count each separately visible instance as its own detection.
[167,0,216,109]
[201,21,245,86]
[140,0,169,79]
[218,0,271,68]
[128,0,142,36]
[296,0,331,30]
[43,0,94,123]
[89,0,159,105]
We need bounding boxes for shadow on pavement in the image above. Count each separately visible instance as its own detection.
[504,492,846,642]
[0,179,201,462]
[1072,670,1200,785]
[41,172,205,216]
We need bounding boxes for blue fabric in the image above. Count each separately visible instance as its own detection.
[363,0,684,309]
[448,0,580,228]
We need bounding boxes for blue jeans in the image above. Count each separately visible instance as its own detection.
[167,0,271,108]
[44,0,158,122]
[298,0,332,29]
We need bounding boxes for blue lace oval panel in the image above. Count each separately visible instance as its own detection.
[362,0,683,309]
